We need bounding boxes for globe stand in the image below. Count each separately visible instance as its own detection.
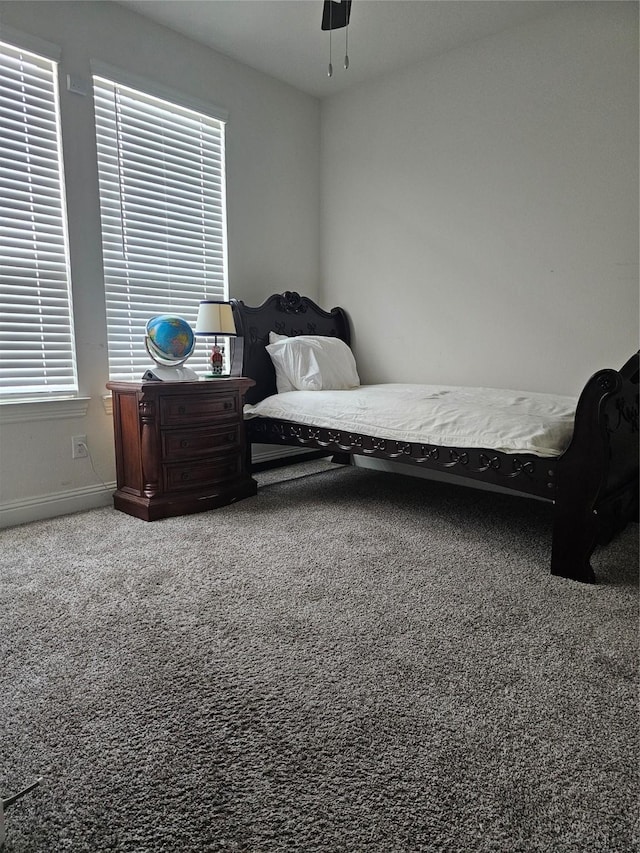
[142,365,199,382]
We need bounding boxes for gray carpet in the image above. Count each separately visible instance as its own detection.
[0,460,638,852]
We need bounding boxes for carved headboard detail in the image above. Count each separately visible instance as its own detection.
[231,292,351,404]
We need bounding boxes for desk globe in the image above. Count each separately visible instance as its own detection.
[144,314,198,380]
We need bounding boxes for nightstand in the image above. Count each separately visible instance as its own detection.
[106,378,257,520]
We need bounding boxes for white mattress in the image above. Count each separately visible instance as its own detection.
[244,383,578,458]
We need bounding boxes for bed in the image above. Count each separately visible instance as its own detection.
[230,291,639,583]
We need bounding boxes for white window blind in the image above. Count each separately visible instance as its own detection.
[93,75,228,380]
[0,39,77,398]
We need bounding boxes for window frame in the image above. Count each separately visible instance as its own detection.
[91,62,231,382]
[0,29,79,403]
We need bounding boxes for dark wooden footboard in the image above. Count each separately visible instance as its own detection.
[550,352,639,582]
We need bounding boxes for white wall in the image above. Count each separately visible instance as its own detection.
[320,2,638,395]
[0,0,320,525]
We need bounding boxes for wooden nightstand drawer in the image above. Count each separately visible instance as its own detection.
[160,393,238,425]
[164,454,241,492]
[162,424,240,460]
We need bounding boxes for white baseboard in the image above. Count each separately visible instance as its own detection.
[0,482,115,529]
[0,448,320,529]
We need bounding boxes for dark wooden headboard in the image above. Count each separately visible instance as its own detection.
[230,291,351,405]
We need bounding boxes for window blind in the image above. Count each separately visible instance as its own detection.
[0,40,77,397]
[93,75,228,380]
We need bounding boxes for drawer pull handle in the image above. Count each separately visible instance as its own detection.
[178,405,186,415]
[223,401,232,410]
[181,472,190,481]
[180,439,190,448]
[227,432,235,442]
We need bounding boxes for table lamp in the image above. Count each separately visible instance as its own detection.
[194,300,238,377]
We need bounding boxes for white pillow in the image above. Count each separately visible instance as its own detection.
[266,334,360,392]
[268,331,295,392]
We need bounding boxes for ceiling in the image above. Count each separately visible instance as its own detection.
[117,0,568,98]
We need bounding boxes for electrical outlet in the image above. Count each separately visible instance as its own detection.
[71,435,88,459]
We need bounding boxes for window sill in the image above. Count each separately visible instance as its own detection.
[0,396,91,424]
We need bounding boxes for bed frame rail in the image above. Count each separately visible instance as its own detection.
[247,417,553,500]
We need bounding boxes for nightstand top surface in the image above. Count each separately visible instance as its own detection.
[106,377,255,393]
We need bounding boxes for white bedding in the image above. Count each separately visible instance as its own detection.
[244,383,578,458]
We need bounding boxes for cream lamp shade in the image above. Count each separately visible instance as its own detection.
[194,301,237,336]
